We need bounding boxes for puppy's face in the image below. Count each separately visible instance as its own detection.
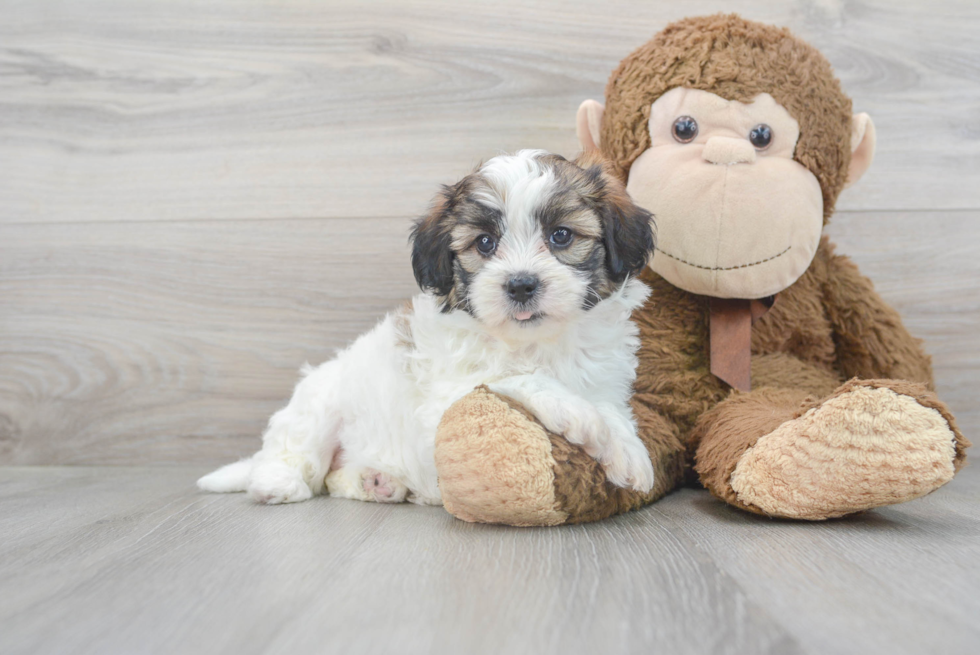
[411,150,655,338]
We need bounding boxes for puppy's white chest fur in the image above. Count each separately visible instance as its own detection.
[408,282,646,406]
[329,279,648,503]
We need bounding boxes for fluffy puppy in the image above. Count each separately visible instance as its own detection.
[198,150,656,505]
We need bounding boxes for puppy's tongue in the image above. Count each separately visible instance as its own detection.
[514,311,534,321]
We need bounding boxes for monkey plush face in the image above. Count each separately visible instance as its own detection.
[576,14,877,299]
[625,88,823,299]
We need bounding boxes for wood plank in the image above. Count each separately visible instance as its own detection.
[0,466,800,655]
[1,210,976,465]
[651,465,980,655]
[0,217,418,465]
[2,466,976,655]
[2,0,979,225]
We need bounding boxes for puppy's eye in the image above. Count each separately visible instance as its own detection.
[749,124,772,149]
[672,116,698,143]
[475,234,496,256]
[550,227,573,247]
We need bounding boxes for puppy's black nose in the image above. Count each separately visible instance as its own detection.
[506,275,539,304]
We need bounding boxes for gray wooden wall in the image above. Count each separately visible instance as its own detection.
[2,0,978,466]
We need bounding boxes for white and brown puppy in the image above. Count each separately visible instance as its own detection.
[198,150,656,505]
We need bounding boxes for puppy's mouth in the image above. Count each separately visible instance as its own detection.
[513,310,544,323]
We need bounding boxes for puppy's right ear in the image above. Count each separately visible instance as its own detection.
[410,186,457,298]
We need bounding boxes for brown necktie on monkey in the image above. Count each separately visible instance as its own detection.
[709,295,777,392]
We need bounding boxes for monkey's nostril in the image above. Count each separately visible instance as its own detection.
[506,275,539,304]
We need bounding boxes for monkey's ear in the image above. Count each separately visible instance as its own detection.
[845,113,876,188]
[410,190,456,298]
[576,99,605,152]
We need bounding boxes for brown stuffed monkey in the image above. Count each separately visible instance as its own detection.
[433,14,969,525]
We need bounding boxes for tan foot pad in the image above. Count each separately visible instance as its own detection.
[731,385,957,520]
[435,387,568,526]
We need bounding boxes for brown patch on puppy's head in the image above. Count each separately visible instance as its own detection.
[534,151,656,301]
[410,175,487,312]
[571,150,657,287]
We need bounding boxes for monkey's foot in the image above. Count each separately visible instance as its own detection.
[435,386,680,526]
[730,380,965,520]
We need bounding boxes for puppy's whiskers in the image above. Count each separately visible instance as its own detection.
[583,285,602,310]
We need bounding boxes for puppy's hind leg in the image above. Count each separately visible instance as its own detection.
[325,466,409,504]
[248,457,315,505]
[247,361,346,504]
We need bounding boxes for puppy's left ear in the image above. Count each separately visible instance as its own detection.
[577,152,655,283]
[410,187,457,298]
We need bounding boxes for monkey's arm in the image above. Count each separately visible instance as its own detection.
[822,250,934,387]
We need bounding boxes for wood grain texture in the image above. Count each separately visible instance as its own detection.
[2,3,978,653]
[0,217,418,464]
[0,2,978,463]
[2,210,977,465]
[1,465,977,655]
[653,463,980,655]
[1,0,979,225]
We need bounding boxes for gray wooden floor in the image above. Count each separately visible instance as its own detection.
[1,465,978,655]
[2,1,980,653]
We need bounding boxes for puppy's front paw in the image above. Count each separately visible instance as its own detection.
[600,434,655,493]
[248,461,313,504]
[535,397,609,459]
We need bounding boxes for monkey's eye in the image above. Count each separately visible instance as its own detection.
[549,227,573,247]
[672,116,698,143]
[749,124,773,149]
[475,234,496,256]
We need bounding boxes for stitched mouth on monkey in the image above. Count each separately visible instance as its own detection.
[654,243,793,272]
